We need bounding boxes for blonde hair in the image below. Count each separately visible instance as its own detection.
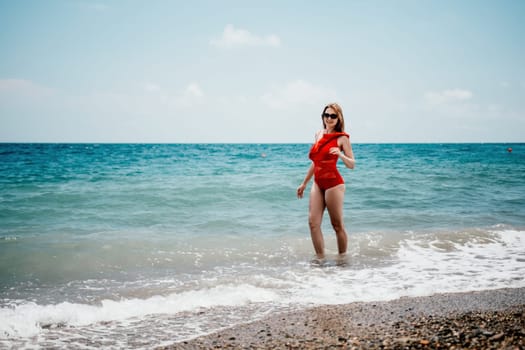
[321,102,345,132]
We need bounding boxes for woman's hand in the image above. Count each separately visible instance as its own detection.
[297,183,307,199]
[329,147,342,156]
[331,146,355,169]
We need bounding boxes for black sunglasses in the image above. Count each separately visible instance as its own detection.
[322,113,338,120]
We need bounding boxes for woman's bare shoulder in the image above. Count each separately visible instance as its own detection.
[337,133,351,145]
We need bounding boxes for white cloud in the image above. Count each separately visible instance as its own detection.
[173,82,204,107]
[0,79,55,98]
[424,88,473,105]
[141,82,204,107]
[185,83,203,97]
[144,82,161,93]
[261,80,336,109]
[210,24,281,48]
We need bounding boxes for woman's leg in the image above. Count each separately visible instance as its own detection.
[325,184,348,254]
[308,182,326,258]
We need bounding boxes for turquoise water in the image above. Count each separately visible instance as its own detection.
[1,143,524,348]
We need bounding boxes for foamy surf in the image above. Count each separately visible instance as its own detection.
[0,284,278,339]
[1,228,523,349]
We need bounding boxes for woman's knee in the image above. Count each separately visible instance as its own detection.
[330,218,345,232]
[308,215,321,230]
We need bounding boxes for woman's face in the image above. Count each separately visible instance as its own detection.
[323,107,339,129]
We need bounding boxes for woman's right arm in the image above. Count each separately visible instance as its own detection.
[297,131,322,198]
[297,163,314,199]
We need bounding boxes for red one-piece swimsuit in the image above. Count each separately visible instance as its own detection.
[308,132,349,191]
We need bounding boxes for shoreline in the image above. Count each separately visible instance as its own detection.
[157,287,525,349]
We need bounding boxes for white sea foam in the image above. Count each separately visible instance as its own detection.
[283,229,525,305]
[0,284,278,339]
[0,229,523,348]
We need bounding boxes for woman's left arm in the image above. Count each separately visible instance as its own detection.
[338,135,355,169]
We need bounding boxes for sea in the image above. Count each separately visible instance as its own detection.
[0,143,524,349]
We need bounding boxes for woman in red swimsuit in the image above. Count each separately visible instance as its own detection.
[297,103,355,262]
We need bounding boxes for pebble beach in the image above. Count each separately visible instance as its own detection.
[159,287,525,349]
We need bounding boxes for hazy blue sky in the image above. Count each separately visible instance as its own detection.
[1,0,524,143]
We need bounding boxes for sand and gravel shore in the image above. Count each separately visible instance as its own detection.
[157,287,525,349]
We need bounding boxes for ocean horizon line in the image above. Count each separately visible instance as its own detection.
[1,141,524,145]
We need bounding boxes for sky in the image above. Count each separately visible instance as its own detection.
[1,0,524,143]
